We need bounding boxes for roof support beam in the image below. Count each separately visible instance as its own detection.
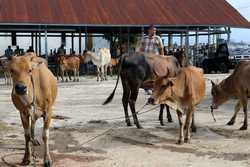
[45,28,48,58]
[38,32,41,56]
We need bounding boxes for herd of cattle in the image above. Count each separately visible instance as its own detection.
[0,49,250,166]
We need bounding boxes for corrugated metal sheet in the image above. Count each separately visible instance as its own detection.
[0,0,249,28]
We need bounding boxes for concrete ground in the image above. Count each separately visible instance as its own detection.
[0,74,250,167]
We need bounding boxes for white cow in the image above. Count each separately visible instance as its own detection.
[83,48,111,81]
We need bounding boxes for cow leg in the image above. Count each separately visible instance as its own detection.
[56,66,60,81]
[121,79,131,126]
[4,72,7,85]
[73,69,77,82]
[166,105,173,123]
[69,71,72,81]
[101,66,105,81]
[128,86,142,129]
[43,111,52,167]
[191,113,196,132]
[240,98,248,130]
[109,66,113,76]
[77,69,80,82]
[20,113,32,165]
[176,110,184,145]
[184,108,194,143]
[97,67,100,81]
[30,119,40,146]
[104,65,108,80]
[227,100,242,125]
[65,71,69,82]
[159,104,164,126]
[61,68,65,82]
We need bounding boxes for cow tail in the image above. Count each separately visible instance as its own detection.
[103,55,125,105]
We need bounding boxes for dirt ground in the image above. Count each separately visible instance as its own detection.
[0,74,250,167]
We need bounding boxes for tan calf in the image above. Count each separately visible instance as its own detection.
[8,53,57,166]
[58,55,81,82]
[148,66,205,144]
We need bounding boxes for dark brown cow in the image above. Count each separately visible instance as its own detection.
[211,61,250,130]
[148,66,205,144]
[103,52,181,128]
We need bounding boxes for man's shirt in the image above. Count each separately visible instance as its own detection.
[140,35,163,55]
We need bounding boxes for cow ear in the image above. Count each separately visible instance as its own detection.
[30,57,43,69]
[211,80,215,87]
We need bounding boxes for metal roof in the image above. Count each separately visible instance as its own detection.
[0,0,249,28]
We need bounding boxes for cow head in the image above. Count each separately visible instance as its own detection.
[8,54,43,99]
[82,50,91,64]
[58,55,66,66]
[148,76,175,105]
[210,80,229,109]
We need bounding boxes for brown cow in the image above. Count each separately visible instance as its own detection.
[211,61,250,130]
[0,57,12,85]
[58,55,81,82]
[148,66,205,144]
[8,53,57,166]
[107,58,120,76]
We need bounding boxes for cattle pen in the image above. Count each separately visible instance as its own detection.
[0,0,250,167]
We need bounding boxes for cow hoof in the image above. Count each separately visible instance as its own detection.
[184,138,191,143]
[167,118,173,123]
[160,120,164,126]
[126,122,132,126]
[191,127,197,133]
[239,126,247,130]
[176,140,184,145]
[31,139,40,146]
[227,120,235,126]
[21,159,31,165]
[136,125,143,129]
[44,160,52,167]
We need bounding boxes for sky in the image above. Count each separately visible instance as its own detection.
[226,0,250,43]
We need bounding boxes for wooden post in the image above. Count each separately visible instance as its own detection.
[45,29,48,58]
[180,33,183,48]
[227,27,231,43]
[71,33,74,53]
[208,27,211,57]
[168,33,173,50]
[35,32,38,54]
[79,29,82,53]
[194,29,199,65]
[38,32,41,55]
[127,27,130,52]
[31,32,34,48]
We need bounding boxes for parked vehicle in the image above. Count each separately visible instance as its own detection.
[202,43,235,73]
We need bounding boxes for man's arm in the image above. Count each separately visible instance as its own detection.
[159,47,164,55]
[157,36,164,55]
[139,37,145,52]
